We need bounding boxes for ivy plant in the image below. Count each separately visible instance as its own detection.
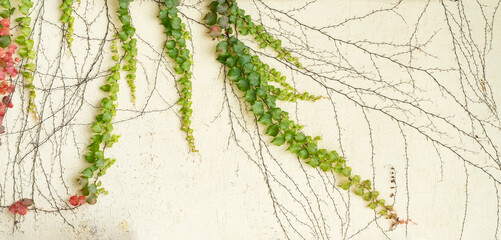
[158,0,197,152]
[0,0,18,145]
[204,0,401,224]
[117,0,137,104]
[0,0,415,228]
[59,0,75,46]
[72,39,121,205]
[15,0,37,121]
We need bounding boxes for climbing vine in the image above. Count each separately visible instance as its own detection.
[158,0,196,152]
[1,0,499,238]
[204,0,400,223]
[59,0,74,46]
[117,0,137,104]
[16,0,37,121]
[0,0,17,145]
[72,38,120,205]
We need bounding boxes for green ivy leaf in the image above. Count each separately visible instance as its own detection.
[287,143,301,154]
[341,167,352,177]
[279,119,289,130]
[209,1,219,13]
[81,168,93,179]
[298,149,309,159]
[236,78,250,91]
[251,101,264,116]
[355,187,364,196]
[60,14,69,23]
[102,133,111,142]
[266,95,276,108]
[182,61,191,71]
[271,135,285,146]
[216,3,228,14]
[204,12,217,26]
[351,175,361,184]
[256,86,268,98]
[19,4,29,15]
[284,130,295,142]
[243,62,254,73]
[165,40,176,49]
[91,122,102,133]
[363,192,371,201]
[0,35,11,48]
[294,133,306,142]
[228,67,241,81]
[258,113,272,125]
[244,89,256,103]
[94,158,105,168]
[233,41,246,54]
[266,125,279,137]
[248,72,260,87]
[28,50,36,60]
[167,48,178,58]
[19,26,30,37]
[24,63,36,72]
[362,180,372,189]
[216,41,228,54]
[306,142,318,154]
[25,39,34,50]
[320,161,332,172]
[118,31,128,41]
[120,15,130,25]
[225,56,236,67]
[15,36,26,45]
[87,184,97,194]
[158,9,168,20]
[333,164,343,173]
[306,157,319,168]
[171,17,181,30]
[238,54,251,65]
[218,16,229,29]
[368,202,377,209]
[102,111,113,123]
[339,180,351,190]
[270,108,282,121]
[84,152,95,163]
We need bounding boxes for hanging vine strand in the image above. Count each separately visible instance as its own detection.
[205,0,401,224]
[159,0,197,152]
[117,0,137,104]
[16,0,38,122]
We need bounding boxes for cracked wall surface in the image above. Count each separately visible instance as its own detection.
[0,0,500,239]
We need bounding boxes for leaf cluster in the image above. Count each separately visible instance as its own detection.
[78,40,121,204]
[205,0,397,220]
[15,0,38,121]
[118,0,137,103]
[205,0,323,103]
[159,0,197,152]
[60,0,75,45]
[0,0,14,18]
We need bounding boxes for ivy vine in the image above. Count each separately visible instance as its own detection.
[59,0,75,46]
[0,0,418,229]
[0,0,17,145]
[204,0,401,224]
[15,0,38,121]
[117,0,137,104]
[73,38,121,205]
[158,0,197,152]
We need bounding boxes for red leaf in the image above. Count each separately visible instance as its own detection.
[69,196,79,206]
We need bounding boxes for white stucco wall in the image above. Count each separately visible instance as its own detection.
[0,0,500,239]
